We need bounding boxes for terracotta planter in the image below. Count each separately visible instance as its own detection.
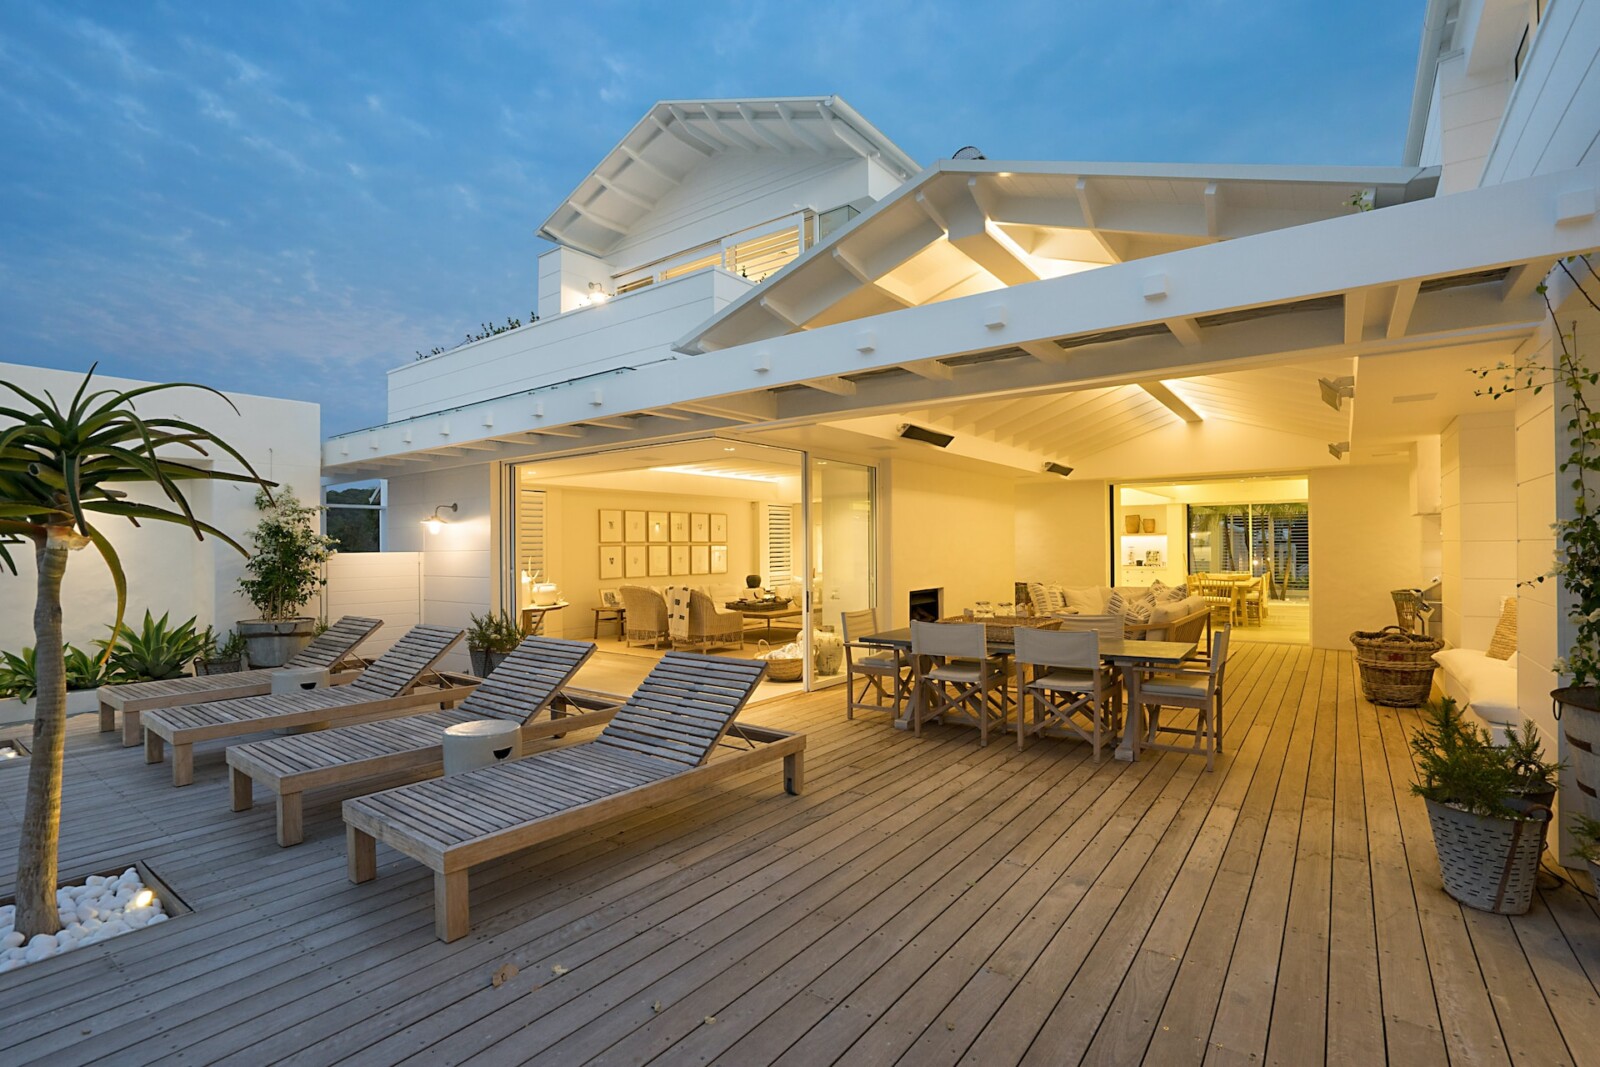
[1555,686,1600,821]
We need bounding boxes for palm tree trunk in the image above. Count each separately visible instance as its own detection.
[14,534,69,937]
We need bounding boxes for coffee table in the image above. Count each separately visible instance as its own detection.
[731,603,804,639]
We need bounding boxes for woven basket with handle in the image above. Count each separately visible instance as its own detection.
[1349,626,1443,706]
[756,639,803,683]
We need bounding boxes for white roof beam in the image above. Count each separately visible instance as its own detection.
[1140,381,1204,423]
[901,359,954,382]
[641,408,696,421]
[735,104,791,152]
[1166,317,1203,349]
[567,199,631,236]
[1203,182,1223,237]
[674,393,779,424]
[580,418,634,431]
[1020,340,1070,365]
[697,105,761,151]
[524,427,586,439]
[816,102,876,160]
[655,110,715,155]
[1074,178,1124,263]
[833,247,914,308]
[774,102,829,152]
[1502,258,1556,302]
[594,173,654,212]
[1386,278,1421,339]
[620,144,682,184]
[1344,288,1369,345]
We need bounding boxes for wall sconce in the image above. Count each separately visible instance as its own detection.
[587,282,610,305]
[422,503,458,535]
[1327,441,1350,460]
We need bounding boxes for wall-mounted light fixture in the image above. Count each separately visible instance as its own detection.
[1327,441,1350,460]
[587,282,610,305]
[422,503,458,534]
[1318,376,1355,411]
[898,423,954,448]
[1042,462,1074,477]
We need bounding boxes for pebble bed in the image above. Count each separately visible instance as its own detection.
[0,867,168,972]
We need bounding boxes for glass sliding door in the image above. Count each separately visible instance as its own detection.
[1186,502,1309,602]
[805,457,876,689]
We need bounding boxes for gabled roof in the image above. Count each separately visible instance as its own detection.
[677,159,1440,354]
[537,96,920,258]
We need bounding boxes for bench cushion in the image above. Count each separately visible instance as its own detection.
[1433,648,1520,730]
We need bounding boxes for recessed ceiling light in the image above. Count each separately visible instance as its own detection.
[722,446,736,452]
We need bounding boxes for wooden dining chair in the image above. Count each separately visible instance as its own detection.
[1013,627,1123,761]
[841,609,909,720]
[910,620,1011,747]
[1130,627,1231,771]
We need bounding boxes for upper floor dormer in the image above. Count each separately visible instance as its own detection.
[535,97,919,318]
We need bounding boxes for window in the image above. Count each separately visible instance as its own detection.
[660,250,723,282]
[818,203,859,241]
[513,487,548,588]
[726,225,800,282]
[1187,503,1309,600]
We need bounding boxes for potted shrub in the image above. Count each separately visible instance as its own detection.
[1411,698,1556,915]
[1570,814,1600,896]
[99,611,206,682]
[467,610,521,677]
[236,489,335,667]
[1477,257,1600,819]
[194,626,247,676]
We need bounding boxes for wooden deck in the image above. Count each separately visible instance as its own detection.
[0,642,1596,1065]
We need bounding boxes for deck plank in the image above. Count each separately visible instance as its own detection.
[0,643,1596,1066]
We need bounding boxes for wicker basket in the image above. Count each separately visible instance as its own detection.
[937,615,1062,644]
[755,640,803,683]
[1390,589,1421,632]
[1350,626,1444,706]
[1424,798,1550,914]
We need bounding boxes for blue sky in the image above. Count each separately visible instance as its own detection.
[1,1,1425,435]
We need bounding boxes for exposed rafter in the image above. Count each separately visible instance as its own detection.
[736,104,791,152]
[1344,287,1369,345]
[655,109,715,155]
[1020,340,1070,365]
[1387,278,1421,339]
[802,376,858,396]
[1074,178,1123,263]
[1140,381,1204,423]
[774,102,828,152]
[697,104,762,151]
[902,360,954,382]
[593,173,653,211]
[1203,182,1223,237]
[1166,317,1203,349]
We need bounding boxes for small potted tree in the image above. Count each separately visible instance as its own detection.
[236,489,335,667]
[1411,699,1557,915]
[467,610,521,677]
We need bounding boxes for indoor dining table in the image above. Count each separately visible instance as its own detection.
[855,627,1197,762]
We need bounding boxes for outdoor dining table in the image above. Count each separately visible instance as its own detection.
[855,628,1198,762]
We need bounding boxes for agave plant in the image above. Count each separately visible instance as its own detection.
[0,647,38,702]
[99,610,206,682]
[62,643,111,691]
[0,367,270,938]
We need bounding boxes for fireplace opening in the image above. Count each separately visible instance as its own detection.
[909,587,943,623]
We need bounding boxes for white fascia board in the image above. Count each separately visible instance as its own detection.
[327,163,1598,473]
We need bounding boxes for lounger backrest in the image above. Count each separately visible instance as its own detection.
[286,616,384,669]
[594,652,766,767]
[458,636,596,723]
[346,625,465,698]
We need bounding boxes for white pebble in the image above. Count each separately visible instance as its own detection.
[1,931,22,949]
[146,914,167,926]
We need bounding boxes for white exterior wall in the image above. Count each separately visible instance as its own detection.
[322,551,422,660]
[603,155,886,274]
[1439,412,1519,650]
[384,270,752,421]
[1307,465,1425,650]
[1480,0,1600,185]
[384,465,496,673]
[1435,50,1516,193]
[0,361,320,655]
[880,457,1016,628]
[537,246,615,320]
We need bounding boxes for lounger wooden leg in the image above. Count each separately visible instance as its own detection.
[230,766,253,811]
[435,869,470,942]
[145,730,164,765]
[122,709,142,748]
[784,750,805,796]
[277,792,304,847]
[171,743,193,787]
[347,826,376,883]
[99,701,115,734]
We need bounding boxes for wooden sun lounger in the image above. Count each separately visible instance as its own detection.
[344,652,805,941]
[225,636,619,846]
[142,624,469,787]
[97,616,384,747]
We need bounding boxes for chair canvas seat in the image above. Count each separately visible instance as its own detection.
[857,655,900,671]
[1027,667,1108,692]
[1139,673,1209,698]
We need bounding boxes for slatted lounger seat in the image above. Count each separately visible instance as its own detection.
[97,616,384,747]
[344,652,805,941]
[142,624,469,787]
[226,636,618,846]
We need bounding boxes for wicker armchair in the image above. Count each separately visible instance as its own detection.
[619,585,669,648]
[674,590,745,652]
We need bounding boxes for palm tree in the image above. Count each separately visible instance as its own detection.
[0,368,271,937]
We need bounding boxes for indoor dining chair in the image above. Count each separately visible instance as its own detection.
[910,620,1011,747]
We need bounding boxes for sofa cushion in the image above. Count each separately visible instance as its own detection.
[1433,648,1521,729]
[1063,586,1108,614]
